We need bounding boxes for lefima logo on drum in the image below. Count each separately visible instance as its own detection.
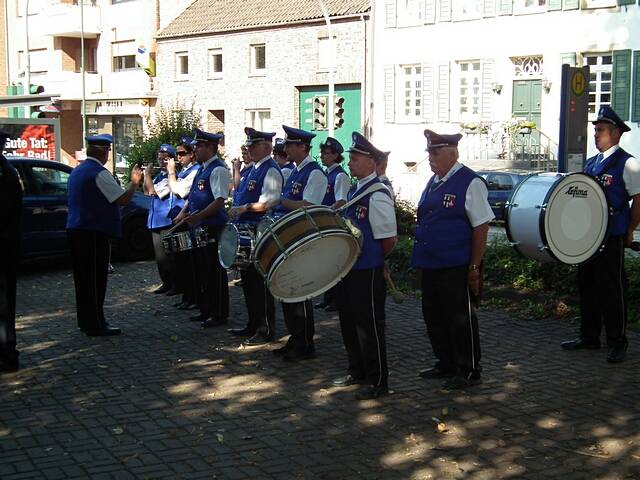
[565,186,589,198]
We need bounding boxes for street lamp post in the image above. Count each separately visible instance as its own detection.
[24,0,31,118]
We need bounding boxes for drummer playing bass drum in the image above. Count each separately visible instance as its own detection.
[227,128,283,346]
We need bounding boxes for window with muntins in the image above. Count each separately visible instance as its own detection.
[176,52,189,78]
[585,53,612,119]
[397,0,424,26]
[453,0,482,20]
[113,55,136,72]
[458,61,481,119]
[246,109,271,131]
[208,49,223,78]
[399,65,422,121]
[251,44,266,74]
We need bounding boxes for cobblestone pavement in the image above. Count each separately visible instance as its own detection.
[2,260,640,480]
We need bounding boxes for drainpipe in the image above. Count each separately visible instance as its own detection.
[318,0,335,137]
[24,0,30,118]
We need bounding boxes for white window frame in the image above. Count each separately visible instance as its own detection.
[18,48,49,75]
[583,0,616,8]
[452,0,482,20]
[318,37,333,73]
[455,60,483,122]
[584,52,613,121]
[397,64,423,123]
[175,51,189,80]
[250,44,266,76]
[513,0,547,14]
[246,109,271,131]
[208,48,223,79]
[396,0,424,27]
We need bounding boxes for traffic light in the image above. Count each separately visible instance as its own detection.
[29,84,44,94]
[313,95,328,130]
[334,96,345,129]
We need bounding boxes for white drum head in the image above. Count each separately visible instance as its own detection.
[543,174,608,264]
[267,233,360,303]
[218,224,239,269]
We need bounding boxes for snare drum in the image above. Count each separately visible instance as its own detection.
[192,226,212,248]
[161,231,194,253]
[505,172,608,264]
[218,223,256,270]
[253,205,361,302]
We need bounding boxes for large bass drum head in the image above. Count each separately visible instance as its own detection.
[543,173,608,264]
[218,224,239,269]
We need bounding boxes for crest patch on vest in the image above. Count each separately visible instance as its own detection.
[443,193,456,208]
[355,204,368,220]
[247,180,257,191]
[601,174,614,187]
[197,179,206,191]
[292,182,303,196]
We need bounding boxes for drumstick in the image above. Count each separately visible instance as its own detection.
[383,268,405,304]
[166,209,199,234]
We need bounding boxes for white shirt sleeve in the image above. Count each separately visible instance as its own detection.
[302,169,329,204]
[465,177,495,227]
[281,168,292,185]
[172,168,198,199]
[258,167,283,204]
[369,191,397,239]
[209,166,230,200]
[623,155,640,197]
[154,177,171,200]
[95,170,125,204]
[334,172,351,202]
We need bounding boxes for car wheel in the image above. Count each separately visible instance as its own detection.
[117,215,153,261]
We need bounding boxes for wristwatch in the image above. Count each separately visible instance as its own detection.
[468,264,479,271]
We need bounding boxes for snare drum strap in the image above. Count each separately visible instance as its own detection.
[338,183,388,213]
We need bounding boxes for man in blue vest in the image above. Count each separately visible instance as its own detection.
[271,125,328,362]
[0,131,22,372]
[332,132,397,400]
[228,128,283,346]
[273,138,294,184]
[411,130,494,390]
[166,136,200,310]
[232,146,254,199]
[67,134,143,336]
[174,129,230,328]
[561,106,640,363]
[376,152,395,199]
[144,144,179,295]
[315,136,350,312]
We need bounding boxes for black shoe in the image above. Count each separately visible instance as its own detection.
[201,318,228,328]
[332,374,364,387]
[153,284,171,294]
[190,313,208,322]
[244,333,274,346]
[0,355,19,373]
[86,327,121,337]
[177,302,198,310]
[282,348,316,362]
[165,288,182,296]
[355,384,388,400]
[272,342,294,356]
[324,304,338,312]
[229,327,255,337]
[442,374,482,390]
[607,345,627,364]
[561,339,601,350]
[107,264,115,274]
[314,301,328,310]
[419,365,456,379]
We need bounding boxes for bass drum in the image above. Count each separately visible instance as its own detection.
[505,172,608,265]
[253,205,361,303]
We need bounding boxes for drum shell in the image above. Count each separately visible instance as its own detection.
[218,223,256,270]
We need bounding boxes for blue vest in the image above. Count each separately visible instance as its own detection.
[234,158,282,225]
[273,160,322,218]
[322,165,347,206]
[280,161,295,174]
[187,157,228,228]
[584,148,632,236]
[232,164,253,205]
[147,173,173,230]
[346,177,392,270]
[411,165,479,269]
[66,159,121,238]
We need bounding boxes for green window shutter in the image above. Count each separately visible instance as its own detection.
[384,65,396,123]
[617,0,634,5]
[547,0,562,10]
[498,0,513,15]
[425,0,436,23]
[385,0,397,27]
[561,52,576,67]
[563,0,579,9]
[483,0,496,17]
[439,0,452,21]
[422,64,434,121]
[436,62,450,122]
[632,51,640,123]
[612,50,632,121]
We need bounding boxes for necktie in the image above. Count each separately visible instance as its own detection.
[596,153,604,165]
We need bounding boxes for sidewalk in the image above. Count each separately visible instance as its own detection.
[1,260,639,480]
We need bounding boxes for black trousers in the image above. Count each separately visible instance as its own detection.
[241,265,275,336]
[175,248,198,305]
[337,267,388,388]
[578,235,628,348]
[282,300,314,352]
[194,236,229,321]
[0,242,19,364]
[421,266,481,376]
[151,229,177,288]
[67,229,111,333]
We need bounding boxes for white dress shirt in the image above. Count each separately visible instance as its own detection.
[202,156,230,200]
[295,156,328,205]
[354,172,397,239]
[254,155,283,204]
[91,157,124,204]
[600,145,640,197]
[170,162,198,199]
[327,163,351,202]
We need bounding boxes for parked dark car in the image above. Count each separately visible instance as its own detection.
[9,157,153,260]
[478,171,526,221]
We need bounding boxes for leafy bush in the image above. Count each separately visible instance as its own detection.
[395,198,416,237]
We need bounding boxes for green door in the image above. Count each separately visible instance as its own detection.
[298,84,361,166]
[512,80,541,160]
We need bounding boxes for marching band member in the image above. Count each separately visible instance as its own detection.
[144,144,179,296]
[166,136,200,310]
[376,152,395,199]
[315,137,350,312]
[174,129,230,328]
[232,146,254,196]
[66,134,143,336]
[270,125,328,362]
[411,130,493,390]
[332,133,397,400]
[273,137,294,184]
[562,106,640,364]
[228,128,283,346]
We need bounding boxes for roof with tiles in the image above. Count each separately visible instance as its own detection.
[158,0,371,39]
